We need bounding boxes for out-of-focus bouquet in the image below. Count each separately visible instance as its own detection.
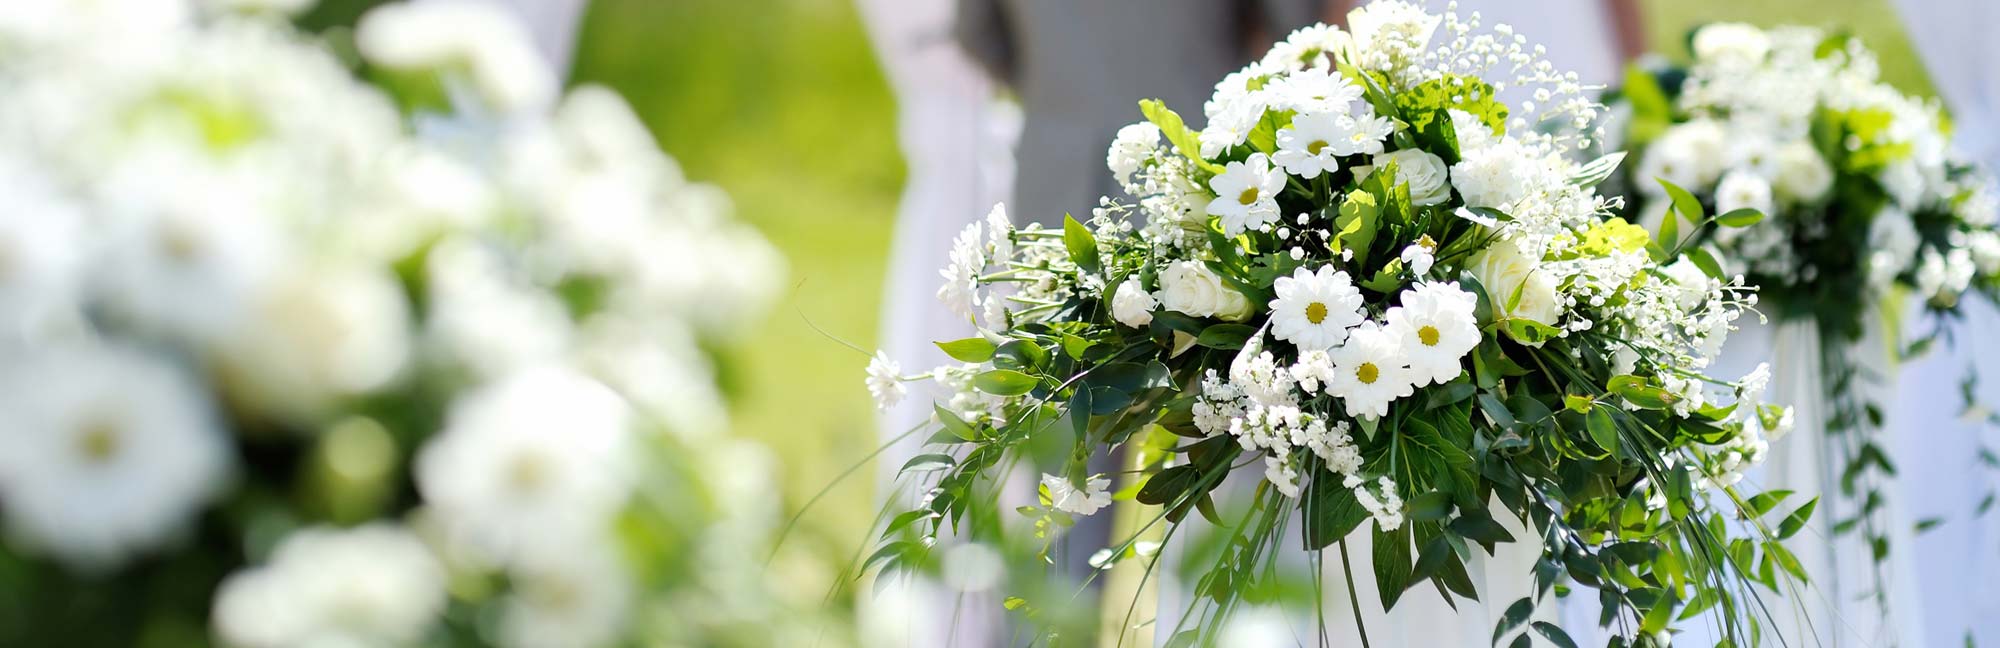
[1617,22,2000,621]
[865,3,1804,645]
[0,1,829,646]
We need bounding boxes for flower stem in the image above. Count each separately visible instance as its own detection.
[1338,539,1373,648]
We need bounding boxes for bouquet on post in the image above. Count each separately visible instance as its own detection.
[1617,23,2000,636]
[865,3,1805,645]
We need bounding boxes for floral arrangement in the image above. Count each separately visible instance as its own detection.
[0,2,832,646]
[1620,22,2000,621]
[867,3,1805,645]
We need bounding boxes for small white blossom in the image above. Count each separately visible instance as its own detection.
[1042,473,1112,516]
[866,350,906,411]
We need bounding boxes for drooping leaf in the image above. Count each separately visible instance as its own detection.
[936,337,997,363]
[974,369,1039,396]
[1062,214,1101,273]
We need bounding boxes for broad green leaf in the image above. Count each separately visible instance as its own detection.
[1715,208,1764,228]
[1686,246,1725,280]
[1136,465,1202,506]
[974,369,1039,396]
[1304,475,1370,549]
[899,453,957,474]
[1138,99,1223,173]
[1374,526,1414,609]
[1408,491,1454,521]
[935,337,997,363]
[1568,151,1627,188]
[1746,490,1794,518]
[1531,621,1580,648]
[1587,407,1620,454]
[1778,497,1818,540]
[936,405,978,441]
[1062,214,1101,273]
[1195,323,1258,349]
[1492,597,1534,645]
[1657,179,1706,225]
[1656,202,1681,247]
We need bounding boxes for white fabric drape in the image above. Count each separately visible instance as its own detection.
[1885,0,2000,645]
[857,0,1019,645]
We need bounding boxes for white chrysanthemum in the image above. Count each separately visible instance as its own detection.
[1110,277,1157,328]
[0,342,230,570]
[1866,207,1921,286]
[866,350,906,412]
[1272,112,1349,179]
[1199,95,1264,159]
[1449,109,1498,152]
[1268,265,1365,351]
[1371,148,1451,206]
[498,541,633,648]
[355,0,557,113]
[94,165,287,348]
[1041,473,1111,516]
[215,264,412,422]
[1107,123,1161,186]
[1383,282,1479,386]
[1324,321,1414,420]
[1206,153,1286,234]
[424,239,573,379]
[1715,170,1774,216]
[1450,139,1534,209]
[212,524,446,648]
[936,219,987,318]
[416,367,635,563]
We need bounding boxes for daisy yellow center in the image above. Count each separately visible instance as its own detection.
[1305,302,1328,324]
[507,453,550,494]
[76,419,121,464]
[1237,188,1260,205]
[1418,325,1441,347]
[1308,140,1329,155]
[1357,362,1379,385]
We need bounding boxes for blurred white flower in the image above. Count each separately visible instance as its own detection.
[1692,23,1771,63]
[0,342,230,569]
[417,367,634,564]
[499,543,633,648]
[356,0,557,114]
[0,157,88,344]
[1715,170,1774,216]
[216,263,411,422]
[212,524,446,648]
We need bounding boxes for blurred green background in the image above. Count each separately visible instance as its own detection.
[316,0,1939,566]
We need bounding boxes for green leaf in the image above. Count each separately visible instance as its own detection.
[1531,621,1580,648]
[1136,465,1202,506]
[1657,179,1706,225]
[1586,407,1620,454]
[1138,99,1223,173]
[1568,151,1627,188]
[1062,214,1101,273]
[1656,202,1681,247]
[1195,323,1258,349]
[1778,497,1818,540]
[1492,597,1534,645]
[1304,476,1371,549]
[1408,491,1454,522]
[1714,208,1764,228]
[936,405,978,441]
[935,337,997,363]
[1501,318,1560,346]
[974,369,1039,396]
[1746,490,1794,518]
[1563,394,1594,414]
[1686,246,1725,280]
[899,453,957,474]
[1373,526,1414,609]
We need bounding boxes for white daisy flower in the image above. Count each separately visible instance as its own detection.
[211,524,447,648]
[1324,321,1414,419]
[1268,67,1361,115]
[1041,473,1112,516]
[1397,236,1437,276]
[0,342,231,570]
[1268,265,1365,350]
[1272,112,1348,179]
[936,219,987,318]
[1327,113,1394,157]
[415,367,635,564]
[1206,153,1287,235]
[1199,97,1264,159]
[1383,282,1480,386]
[865,350,906,411]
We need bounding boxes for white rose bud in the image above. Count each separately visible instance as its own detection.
[1372,149,1452,206]
[1160,260,1221,317]
[1213,284,1254,322]
[1109,278,1157,328]
[1468,240,1561,333]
